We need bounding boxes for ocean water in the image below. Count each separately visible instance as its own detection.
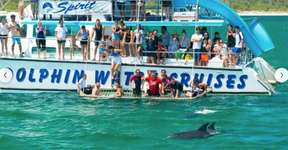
[0,16,288,149]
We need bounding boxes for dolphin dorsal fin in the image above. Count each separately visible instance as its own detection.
[197,123,209,132]
[208,122,216,130]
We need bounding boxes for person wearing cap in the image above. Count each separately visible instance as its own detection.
[145,71,163,97]
[8,14,22,56]
[130,69,144,97]
[169,77,183,99]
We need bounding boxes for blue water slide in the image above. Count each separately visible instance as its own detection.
[173,0,274,56]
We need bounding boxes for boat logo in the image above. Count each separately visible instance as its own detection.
[0,67,13,83]
[42,2,53,13]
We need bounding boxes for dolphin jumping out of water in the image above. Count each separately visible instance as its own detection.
[170,122,218,139]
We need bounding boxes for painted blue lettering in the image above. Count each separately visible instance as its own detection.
[64,69,71,84]
[84,3,90,9]
[194,73,205,83]
[95,71,110,85]
[16,68,26,82]
[51,69,62,83]
[237,75,248,89]
[28,68,36,83]
[180,73,190,87]
[89,2,96,9]
[169,73,178,79]
[214,74,225,89]
[72,70,85,84]
[125,72,134,86]
[207,73,213,86]
[226,74,236,89]
[79,4,85,9]
[65,4,74,14]
[56,2,68,13]
[39,68,49,83]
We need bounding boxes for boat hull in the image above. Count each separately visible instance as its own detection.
[0,58,270,94]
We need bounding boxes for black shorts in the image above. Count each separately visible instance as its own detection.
[95,40,101,46]
[57,40,66,45]
[80,40,88,45]
[117,2,125,10]
[36,39,46,50]
[0,34,8,39]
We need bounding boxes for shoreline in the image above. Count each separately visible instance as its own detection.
[238,11,288,16]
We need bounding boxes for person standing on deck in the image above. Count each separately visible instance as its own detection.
[162,0,172,21]
[227,24,235,66]
[0,18,9,56]
[130,69,144,97]
[161,26,170,50]
[130,0,137,21]
[112,21,121,49]
[76,25,90,61]
[180,30,190,49]
[134,25,144,61]
[232,26,243,66]
[116,0,126,19]
[91,19,104,61]
[8,15,22,57]
[55,19,68,60]
[36,20,46,59]
[191,27,204,66]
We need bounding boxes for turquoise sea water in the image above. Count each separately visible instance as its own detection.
[0,16,288,149]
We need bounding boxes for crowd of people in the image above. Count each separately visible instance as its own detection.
[0,15,245,68]
[0,15,23,57]
[48,18,244,68]
[77,69,208,99]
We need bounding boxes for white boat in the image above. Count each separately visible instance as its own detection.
[0,0,284,94]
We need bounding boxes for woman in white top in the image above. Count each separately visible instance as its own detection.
[0,19,9,56]
[55,19,68,60]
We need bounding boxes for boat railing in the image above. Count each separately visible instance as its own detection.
[0,35,253,68]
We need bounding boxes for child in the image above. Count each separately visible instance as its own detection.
[91,82,101,97]
[115,82,124,97]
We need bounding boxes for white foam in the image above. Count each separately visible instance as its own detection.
[194,108,217,115]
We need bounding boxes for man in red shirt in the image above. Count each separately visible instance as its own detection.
[145,71,163,97]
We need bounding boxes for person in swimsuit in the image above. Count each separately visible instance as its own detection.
[91,82,101,97]
[8,15,22,57]
[115,82,124,97]
[130,69,143,97]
